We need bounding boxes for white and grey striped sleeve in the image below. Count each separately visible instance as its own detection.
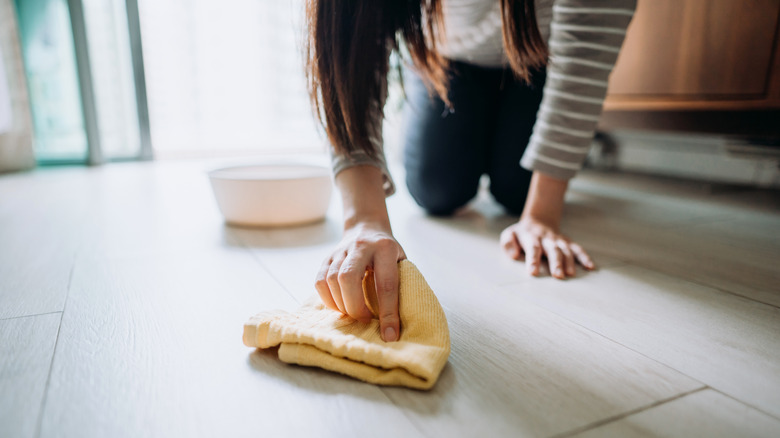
[331,148,396,196]
[521,0,636,180]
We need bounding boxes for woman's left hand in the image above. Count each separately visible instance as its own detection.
[500,216,595,279]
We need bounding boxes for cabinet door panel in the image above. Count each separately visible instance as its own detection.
[608,0,780,97]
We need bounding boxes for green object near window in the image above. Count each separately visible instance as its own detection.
[15,0,88,164]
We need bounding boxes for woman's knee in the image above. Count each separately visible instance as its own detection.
[405,171,479,216]
[489,172,531,216]
[490,189,526,216]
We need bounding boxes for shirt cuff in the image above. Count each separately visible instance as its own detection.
[520,152,581,181]
[331,151,396,197]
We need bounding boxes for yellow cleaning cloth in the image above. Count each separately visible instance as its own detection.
[243,260,450,390]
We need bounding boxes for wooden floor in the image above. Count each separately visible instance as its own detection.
[1,160,779,438]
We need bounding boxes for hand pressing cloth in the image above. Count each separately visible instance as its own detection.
[243,260,450,390]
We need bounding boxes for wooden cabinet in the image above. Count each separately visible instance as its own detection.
[604,0,780,111]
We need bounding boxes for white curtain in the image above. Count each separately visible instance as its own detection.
[0,0,35,172]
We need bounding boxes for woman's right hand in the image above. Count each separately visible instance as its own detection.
[315,221,406,342]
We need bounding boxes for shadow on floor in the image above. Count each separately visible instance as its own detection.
[247,348,455,414]
[223,218,342,249]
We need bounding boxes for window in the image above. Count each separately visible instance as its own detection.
[137,0,323,158]
[15,0,88,162]
[15,0,142,163]
[14,0,404,164]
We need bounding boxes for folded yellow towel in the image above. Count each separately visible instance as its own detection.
[243,260,450,390]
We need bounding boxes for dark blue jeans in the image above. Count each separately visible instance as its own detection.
[403,61,546,216]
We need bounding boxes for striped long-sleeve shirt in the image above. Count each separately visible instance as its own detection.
[331,0,637,195]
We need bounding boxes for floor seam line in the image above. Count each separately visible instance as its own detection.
[708,387,780,422]
[0,311,63,322]
[550,386,708,438]
[230,230,303,305]
[34,313,64,438]
[248,250,303,305]
[34,257,76,438]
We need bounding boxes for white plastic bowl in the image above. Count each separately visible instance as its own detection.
[208,163,333,227]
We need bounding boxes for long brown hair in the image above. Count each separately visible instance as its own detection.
[304,0,548,157]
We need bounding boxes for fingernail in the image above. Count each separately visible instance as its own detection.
[383,326,397,342]
[556,268,564,277]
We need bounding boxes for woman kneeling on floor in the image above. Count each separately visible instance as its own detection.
[305,0,637,341]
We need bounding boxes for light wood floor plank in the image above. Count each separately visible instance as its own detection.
[565,172,780,307]
[563,219,780,307]
[228,220,342,303]
[569,389,780,438]
[0,169,89,318]
[75,163,241,260]
[5,160,777,437]
[565,184,733,229]
[386,254,701,437]
[0,313,61,438]
[504,265,780,419]
[244,231,703,437]
[681,212,780,256]
[572,170,780,217]
[37,249,420,438]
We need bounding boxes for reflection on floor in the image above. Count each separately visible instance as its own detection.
[1,161,779,438]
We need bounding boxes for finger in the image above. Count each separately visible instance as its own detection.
[570,242,596,270]
[315,257,339,311]
[542,236,565,279]
[521,234,542,276]
[326,252,347,314]
[500,228,522,260]
[373,253,400,342]
[557,240,576,277]
[338,252,374,323]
